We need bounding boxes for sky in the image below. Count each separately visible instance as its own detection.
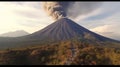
[0,2,120,40]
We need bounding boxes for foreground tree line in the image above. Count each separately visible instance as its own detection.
[0,40,120,65]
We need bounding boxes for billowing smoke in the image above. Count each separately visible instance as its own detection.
[43,2,71,20]
[43,2,102,20]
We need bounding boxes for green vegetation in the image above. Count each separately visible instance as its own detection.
[0,39,120,65]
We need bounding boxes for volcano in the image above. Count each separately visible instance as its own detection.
[28,18,119,42]
[0,18,120,65]
[0,18,119,49]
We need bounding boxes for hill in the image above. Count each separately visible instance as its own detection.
[0,30,29,37]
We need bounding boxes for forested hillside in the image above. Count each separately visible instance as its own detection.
[0,40,120,65]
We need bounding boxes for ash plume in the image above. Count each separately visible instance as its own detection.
[43,2,102,20]
[43,2,69,20]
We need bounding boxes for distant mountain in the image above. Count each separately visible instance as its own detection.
[0,30,29,37]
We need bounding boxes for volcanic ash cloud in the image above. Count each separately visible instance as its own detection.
[43,2,67,20]
[43,2,102,20]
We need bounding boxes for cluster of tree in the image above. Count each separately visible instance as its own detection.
[0,39,120,65]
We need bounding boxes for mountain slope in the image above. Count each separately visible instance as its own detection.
[0,18,119,49]
[0,30,29,37]
[28,18,119,42]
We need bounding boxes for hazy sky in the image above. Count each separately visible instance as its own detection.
[0,2,120,40]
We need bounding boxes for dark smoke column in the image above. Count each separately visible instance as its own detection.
[43,2,102,20]
[43,2,67,20]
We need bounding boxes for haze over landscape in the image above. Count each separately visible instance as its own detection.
[0,30,29,37]
[0,2,120,40]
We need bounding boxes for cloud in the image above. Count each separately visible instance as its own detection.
[90,13,120,40]
[73,2,120,40]
[74,7,102,22]
[90,25,120,40]
[0,2,54,34]
[67,2,102,19]
[82,2,120,21]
